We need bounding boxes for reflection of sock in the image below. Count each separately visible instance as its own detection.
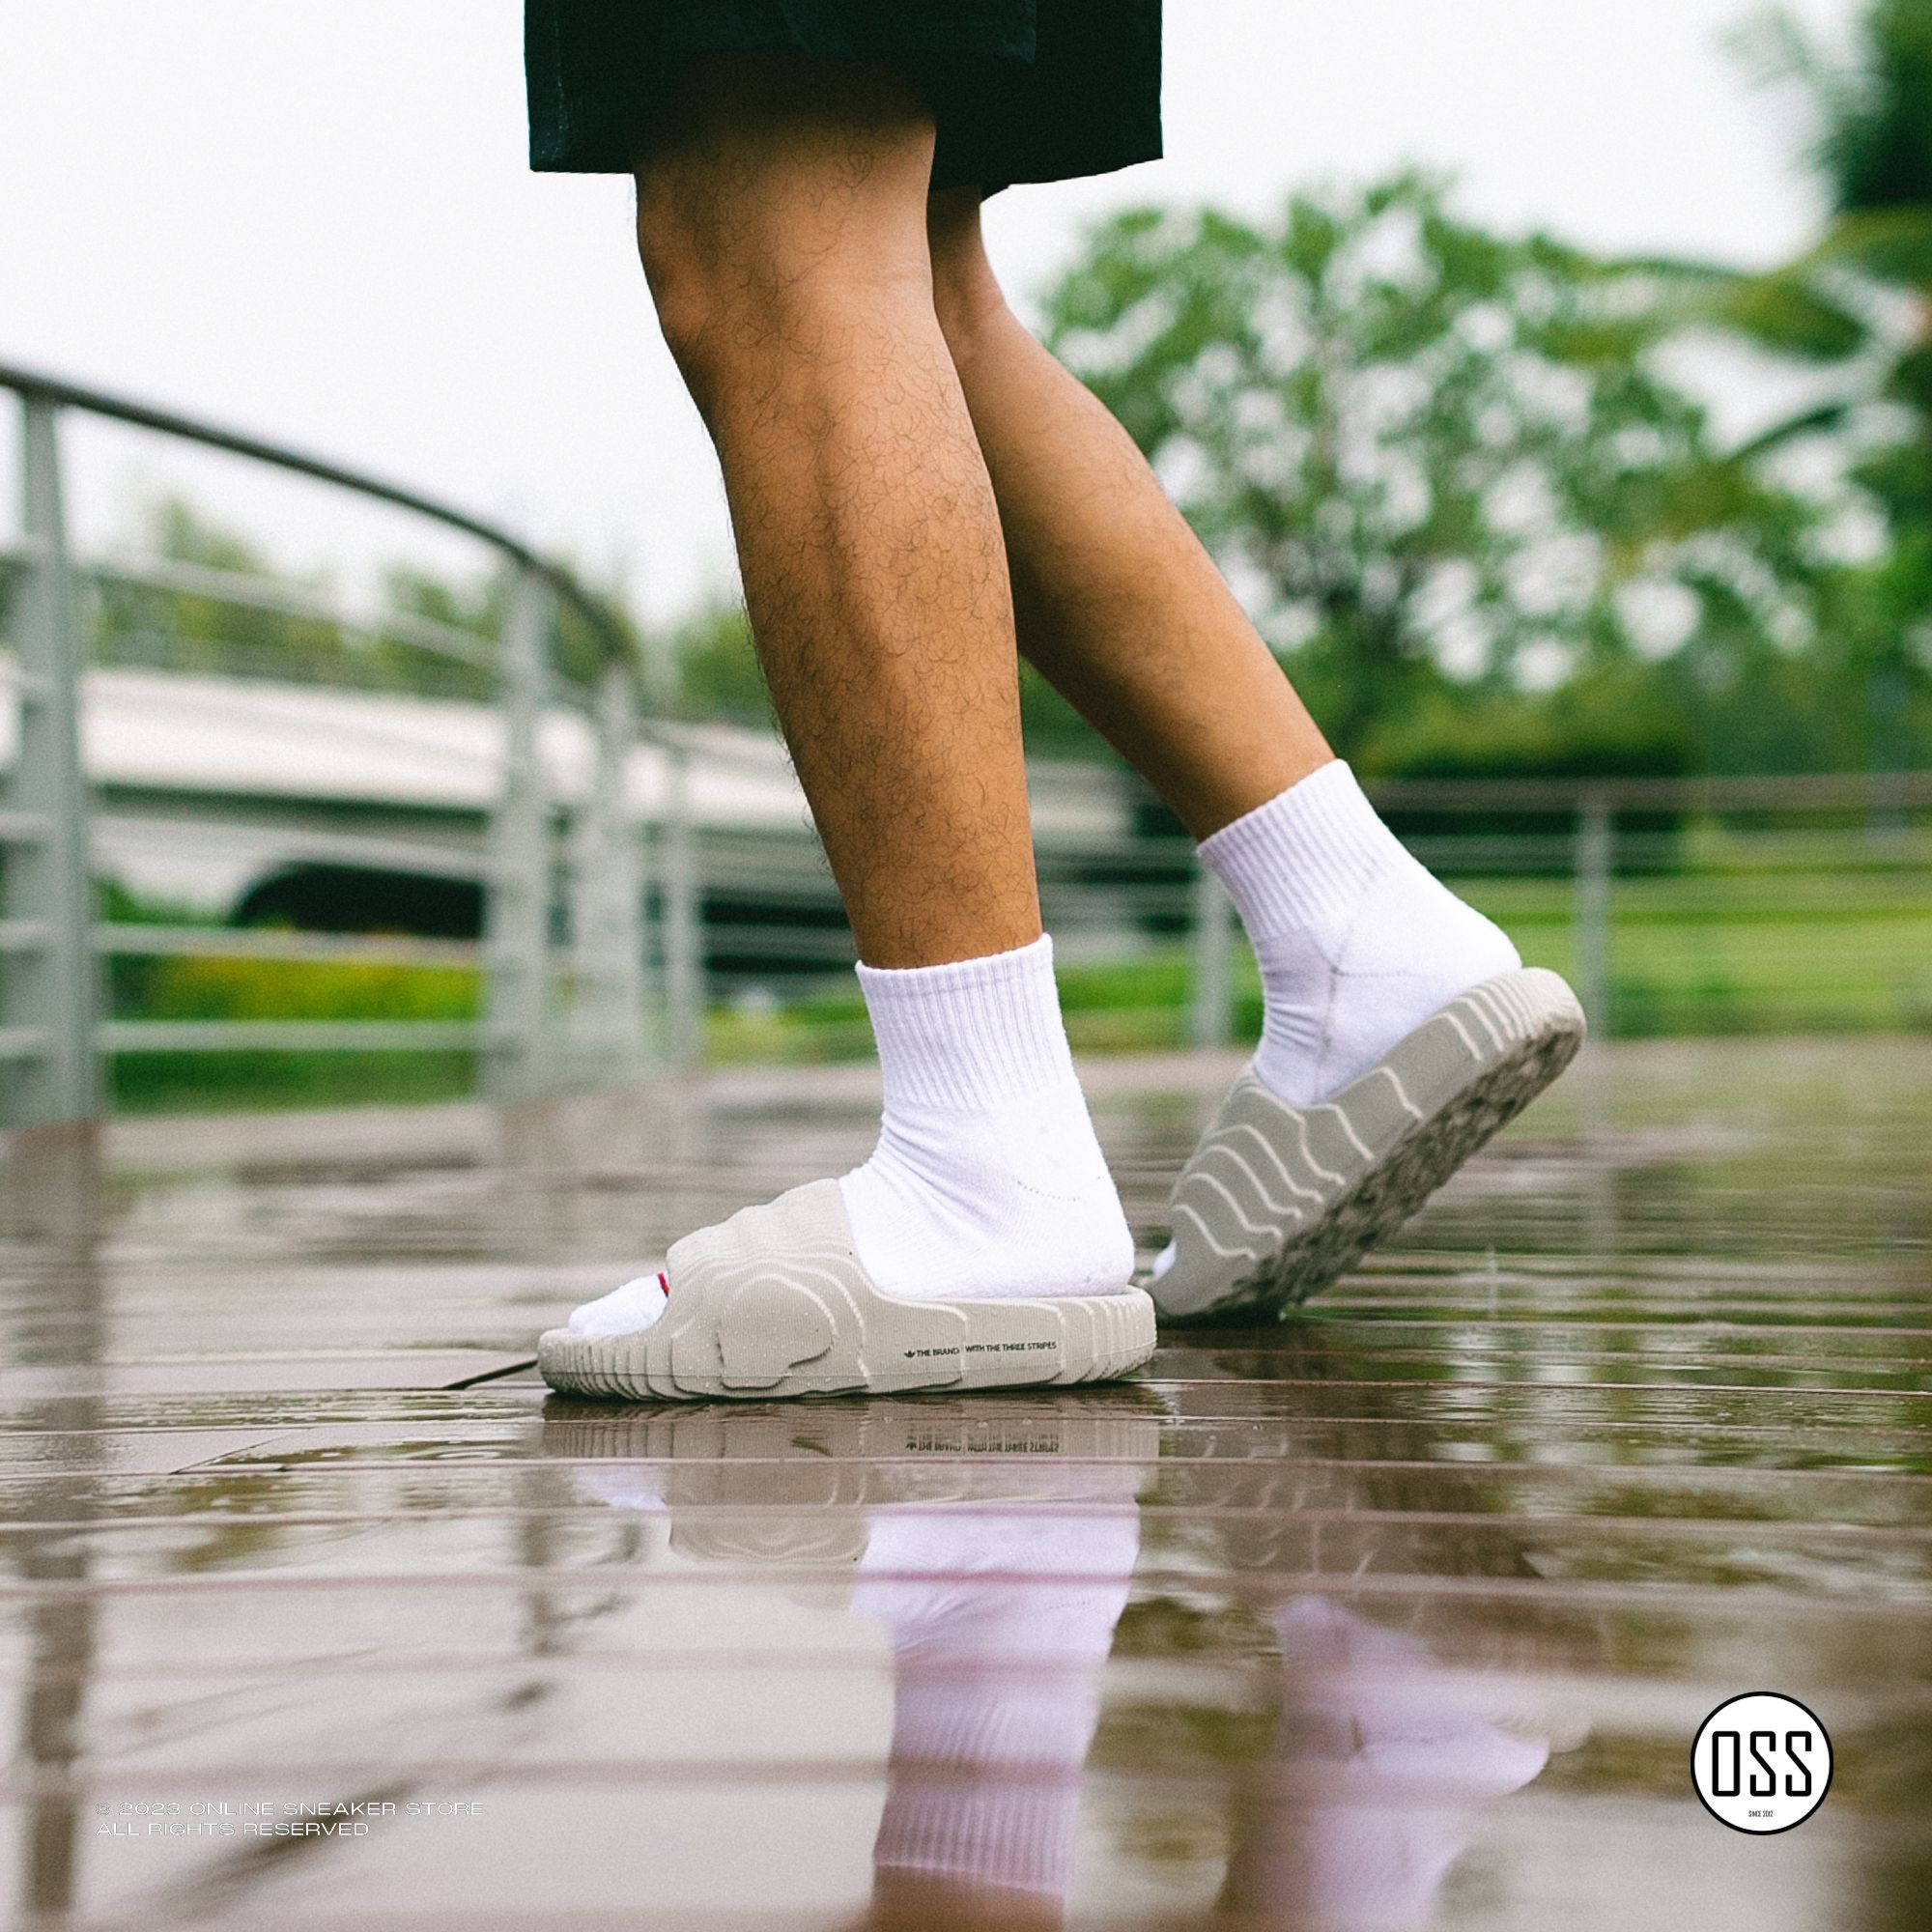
[569,1462,668,1514]
[855,1505,1138,1899]
[1223,1598,1549,1931]
[839,935,1134,1302]
[1201,762,1520,1106]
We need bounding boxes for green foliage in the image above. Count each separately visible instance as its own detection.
[111,1050,475,1114]
[1042,176,1825,755]
[1019,659,1117,760]
[93,497,356,683]
[1358,666,1694,787]
[664,597,770,725]
[88,496,636,705]
[1734,0,1932,215]
[1687,3,1932,774]
[118,954,476,1024]
[105,948,480,1113]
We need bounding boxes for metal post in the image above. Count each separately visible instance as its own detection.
[567,660,648,1080]
[1,397,100,1127]
[1188,864,1235,1051]
[662,741,702,1068]
[1574,790,1613,1040]
[482,565,554,1099]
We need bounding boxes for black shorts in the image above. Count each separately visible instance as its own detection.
[525,1,1162,195]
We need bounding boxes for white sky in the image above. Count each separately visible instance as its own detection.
[0,0,1859,624]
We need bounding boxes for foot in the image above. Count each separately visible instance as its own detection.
[568,929,1132,1343]
[538,1178,1155,1402]
[1207,759,1524,1110]
[543,936,1151,1401]
[1151,764,1582,1316]
[562,1077,1133,1346]
[1152,969,1583,1321]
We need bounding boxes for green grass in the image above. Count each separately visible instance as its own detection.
[715,868,1932,1064]
[107,952,479,1115]
[112,1050,478,1114]
[1463,874,1932,1037]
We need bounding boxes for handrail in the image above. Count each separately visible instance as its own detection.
[5,363,1926,1123]
[0,359,636,674]
[0,362,661,1125]
[80,553,503,672]
[1365,771,1932,812]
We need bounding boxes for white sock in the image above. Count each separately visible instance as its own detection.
[1201,760,1520,1108]
[839,934,1134,1301]
[565,934,1132,1338]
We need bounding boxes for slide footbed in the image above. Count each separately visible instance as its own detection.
[539,1178,1156,1404]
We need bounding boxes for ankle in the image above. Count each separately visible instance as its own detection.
[1201,764,1520,1106]
[840,1082,1134,1302]
[838,934,1134,1301]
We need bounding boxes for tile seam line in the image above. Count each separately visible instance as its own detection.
[7,1507,1923,1539]
[1139,1378,1932,1399]
[7,1452,1926,1494]
[11,1378,1927,1436]
[8,1767,1931,1806]
[13,1358,1928,1396]
[4,1569,1928,1611]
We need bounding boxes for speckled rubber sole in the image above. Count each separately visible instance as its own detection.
[538,1178,1157,1403]
[1152,968,1585,1325]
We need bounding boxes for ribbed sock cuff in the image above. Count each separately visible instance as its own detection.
[872,1676,1097,1898]
[856,933,1076,1113]
[1196,760,1401,941]
[872,1772,1084,1898]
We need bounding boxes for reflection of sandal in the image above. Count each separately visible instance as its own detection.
[540,1391,1168,1567]
[1153,969,1584,1323]
[537,1179,1157,1403]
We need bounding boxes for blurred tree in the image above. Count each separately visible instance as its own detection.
[87,497,639,708]
[93,496,350,682]
[1041,176,1824,758]
[378,562,498,698]
[1690,0,1932,771]
[665,597,769,725]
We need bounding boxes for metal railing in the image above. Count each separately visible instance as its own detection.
[627,771,1930,1062]
[5,367,1929,1125]
[0,361,669,1127]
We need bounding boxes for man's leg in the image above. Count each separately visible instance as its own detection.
[547,55,1137,1378]
[639,60,1036,970]
[925,188,1522,1110]
[921,189,1586,1321]
[923,189,1332,841]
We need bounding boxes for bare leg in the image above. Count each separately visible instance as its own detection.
[914,189,1577,1327]
[637,60,1039,967]
[925,187,1331,838]
[544,52,1139,1379]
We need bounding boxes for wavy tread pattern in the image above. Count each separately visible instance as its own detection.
[1155,968,1585,1325]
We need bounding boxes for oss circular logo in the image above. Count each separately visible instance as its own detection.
[1691,1692,1833,1833]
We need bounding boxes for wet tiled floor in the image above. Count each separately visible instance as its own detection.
[3,1039,1929,1930]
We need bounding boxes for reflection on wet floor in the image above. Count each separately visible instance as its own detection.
[553,1398,1551,1932]
[2,1037,1929,1929]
